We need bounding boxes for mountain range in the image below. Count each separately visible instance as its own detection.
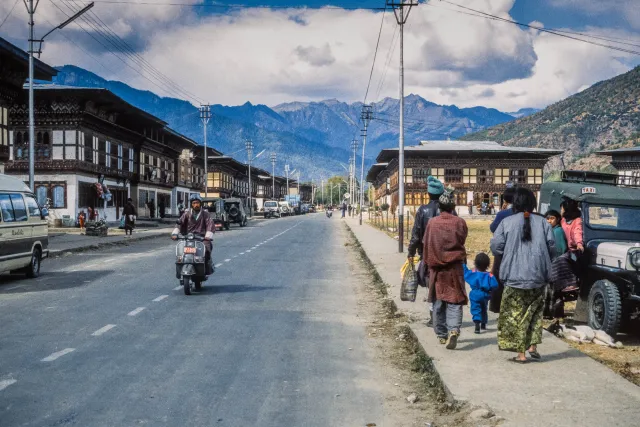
[462,66,640,171]
[52,65,534,177]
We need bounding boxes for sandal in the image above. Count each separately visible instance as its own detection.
[438,337,447,345]
[529,350,541,360]
[510,357,529,364]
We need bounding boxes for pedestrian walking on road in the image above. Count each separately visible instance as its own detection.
[490,188,555,363]
[464,253,498,334]
[424,186,468,350]
[341,202,347,218]
[408,175,445,327]
[123,198,137,236]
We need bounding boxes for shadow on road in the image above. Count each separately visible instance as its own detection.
[187,284,282,295]
[0,270,115,294]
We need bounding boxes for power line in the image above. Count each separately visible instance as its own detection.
[438,0,640,56]
[363,6,386,104]
[374,22,398,102]
[50,0,385,10]
[0,0,20,30]
[64,0,203,103]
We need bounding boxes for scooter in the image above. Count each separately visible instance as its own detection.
[326,208,333,218]
[175,233,209,295]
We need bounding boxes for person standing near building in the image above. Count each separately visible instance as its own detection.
[489,183,517,313]
[159,199,166,219]
[490,188,555,363]
[341,202,347,218]
[123,198,137,237]
[408,176,445,326]
[424,186,469,350]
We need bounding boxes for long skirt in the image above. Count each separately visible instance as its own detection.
[497,286,545,353]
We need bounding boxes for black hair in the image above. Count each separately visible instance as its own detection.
[513,188,537,242]
[127,198,133,202]
[503,187,517,204]
[545,209,561,221]
[561,199,581,221]
[438,200,455,213]
[474,252,491,272]
[428,192,440,201]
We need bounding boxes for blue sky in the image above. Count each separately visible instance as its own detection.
[1,0,638,110]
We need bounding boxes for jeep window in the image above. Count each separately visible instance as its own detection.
[25,195,41,218]
[588,205,640,232]
[0,194,15,222]
[264,201,277,207]
[10,194,28,222]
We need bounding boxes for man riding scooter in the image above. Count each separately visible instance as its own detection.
[171,194,215,275]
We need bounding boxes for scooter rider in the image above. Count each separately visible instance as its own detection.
[171,194,215,275]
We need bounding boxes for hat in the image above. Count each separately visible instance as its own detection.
[427,176,445,195]
[439,185,456,206]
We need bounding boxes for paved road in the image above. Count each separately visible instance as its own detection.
[0,214,387,426]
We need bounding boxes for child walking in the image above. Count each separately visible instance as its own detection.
[464,253,499,334]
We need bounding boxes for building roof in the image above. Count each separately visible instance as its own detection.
[376,140,563,163]
[596,146,640,156]
[30,84,167,125]
[366,163,389,182]
[0,37,58,81]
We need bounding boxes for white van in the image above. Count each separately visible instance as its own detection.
[0,175,49,278]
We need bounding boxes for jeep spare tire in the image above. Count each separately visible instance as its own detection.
[229,206,239,218]
[588,280,622,337]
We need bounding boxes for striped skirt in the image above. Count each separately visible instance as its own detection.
[550,252,577,291]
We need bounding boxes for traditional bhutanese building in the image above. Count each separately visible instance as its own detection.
[5,84,215,221]
[597,147,640,186]
[367,140,563,213]
[0,37,57,172]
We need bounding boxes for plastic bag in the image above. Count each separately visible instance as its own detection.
[119,215,125,229]
[400,259,418,302]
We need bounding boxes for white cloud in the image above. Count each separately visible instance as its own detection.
[0,0,637,112]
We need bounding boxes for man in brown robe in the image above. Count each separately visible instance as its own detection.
[423,187,468,350]
[172,195,216,275]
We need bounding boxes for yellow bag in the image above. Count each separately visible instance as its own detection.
[401,256,419,278]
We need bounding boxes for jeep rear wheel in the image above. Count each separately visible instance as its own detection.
[25,247,42,279]
[588,280,622,337]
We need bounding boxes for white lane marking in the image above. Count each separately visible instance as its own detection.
[153,295,168,302]
[41,348,75,362]
[127,307,146,316]
[246,250,252,253]
[239,252,245,255]
[91,324,117,336]
[173,286,182,291]
[215,263,223,268]
[224,259,231,262]
[233,256,238,258]
[0,379,17,391]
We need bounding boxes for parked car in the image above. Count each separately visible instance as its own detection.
[0,175,49,278]
[301,204,310,214]
[539,170,640,336]
[278,201,292,217]
[224,198,248,227]
[263,200,280,218]
[202,197,230,230]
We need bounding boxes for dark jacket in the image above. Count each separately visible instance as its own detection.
[123,202,136,216]
[490,206,515,233]
[408,200,440,257]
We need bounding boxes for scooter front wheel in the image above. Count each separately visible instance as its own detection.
[182,276,191,295]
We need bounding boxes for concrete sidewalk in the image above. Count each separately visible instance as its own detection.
[344,217,640,427]
[48,227,171,256]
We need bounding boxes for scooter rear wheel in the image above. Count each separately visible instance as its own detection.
[182,277,191,295]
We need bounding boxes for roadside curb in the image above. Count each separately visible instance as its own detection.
[344,222,458,405]
[48,233,166,257]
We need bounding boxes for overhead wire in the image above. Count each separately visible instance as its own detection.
[0,0,20,30]
[363,5,386,104]
[49,0,386,10]
[65,0,204,103]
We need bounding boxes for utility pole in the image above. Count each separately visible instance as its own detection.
[285,164,290,199]
[321,177,325,207]
[200,105,211,197]
[351,140,358,206]
[245,139,253,217]
[270,152,276,200]
[24,1,94,191]
[360,105,373,225]
[388,0,418,253]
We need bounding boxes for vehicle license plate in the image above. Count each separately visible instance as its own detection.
[184,247,197,254]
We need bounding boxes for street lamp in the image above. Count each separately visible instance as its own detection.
[245,140,254,217]
[24,1,94,191]
[270,152,276,200]
[200,105,211,197]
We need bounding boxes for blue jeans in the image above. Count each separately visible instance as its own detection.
[433,299,463,338]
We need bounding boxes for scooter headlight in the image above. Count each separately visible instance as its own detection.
[187,232,194,240]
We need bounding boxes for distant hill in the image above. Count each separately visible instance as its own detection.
[461,66,640,170]
[53,65,523,177]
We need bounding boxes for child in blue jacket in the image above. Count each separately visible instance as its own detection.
[464,253,499,334]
